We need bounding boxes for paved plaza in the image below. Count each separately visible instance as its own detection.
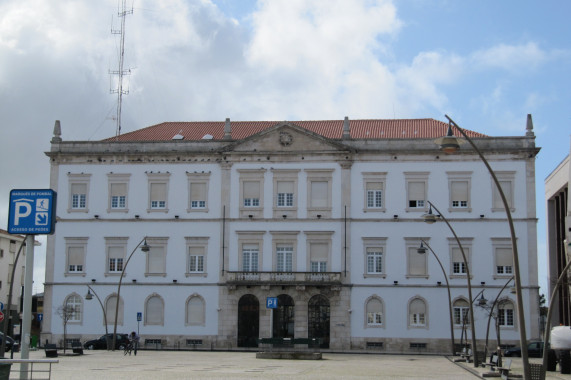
[4,349,571,379]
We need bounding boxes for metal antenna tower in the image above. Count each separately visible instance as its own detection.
[110,0,133,138]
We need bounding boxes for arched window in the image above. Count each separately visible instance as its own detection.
[186,296,205,326]
[64,294,82,323]
[409,298,427,327]
[145,295,164,325]
[105,295,123,325]
[366,297,383,326]
[498,300,514,327]
[453,299,470,326]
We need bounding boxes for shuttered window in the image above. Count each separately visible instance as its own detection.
[409,299,426,326]
[451,181,468,208]
[145,296,164,325]
[408,181,425,208]
[496,248,513,274]
[110,183,127,209]
[493,180,513,209]
[106,296,123,325]
[108,246,124,273]
[243,181,260,207]
[408,247,426,275]
[190,183,206,209]
[68,247,84,272]
[150,183,167,209]
[310,181,328,208]
[147,246,166,274]
[452,247,467,274]
[310,242,328,272]
[366,298,383,325]
[71,183,87,209]
[277,181,294,207]
[186,297,205,325]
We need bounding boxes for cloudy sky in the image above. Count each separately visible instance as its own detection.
[1,0,569,296]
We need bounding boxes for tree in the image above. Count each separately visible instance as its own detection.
[56,305,75,354]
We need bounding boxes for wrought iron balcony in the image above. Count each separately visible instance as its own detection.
[225,271,342,286]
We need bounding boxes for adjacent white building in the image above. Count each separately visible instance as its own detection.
[41,116,540,353]
[0,229,27,337]
[545,136,571,327]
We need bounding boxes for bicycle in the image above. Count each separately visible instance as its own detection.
[124,341,134,356]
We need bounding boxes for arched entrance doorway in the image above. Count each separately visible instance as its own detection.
[273,294,295,338]
[308,294,330,348]
[238,294,259,347]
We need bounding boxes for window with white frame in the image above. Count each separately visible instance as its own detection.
[238,232,264,272]
[65,237,87,274]
[362,238,387,277]
[305,232,333,273]
[68,173,91,212]
[366,297,384,327]
[453,299,470,326]
[405,172,429,211]
[449,238,472,278]
[446,171,472,211]
[185,237,208,276]
[242,244,259,272]
[146,238,168,276]
[107,174,130,212]
[239,169,266,217]
[65,294,82,323]
[187,172,210,212]
[105,238,127,274]
[276,245,293,272]
[277,182,294,207]
[105,295,123,325]
[147,173,170,212]
[491,171,515,211]
[272,169,299,215]
[498,300,515,327]
[409,298,427,327]
[492,238,514,278]
[186,295,205,326]
[305,169,333,217]
[363,172,387,211]
[145,294,164,325]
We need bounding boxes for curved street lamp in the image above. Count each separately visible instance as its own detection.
[418,239,455,355]
[439,115,529,379]
[85,285,109,350]
[112,237,150,351]
[423,201,478,367]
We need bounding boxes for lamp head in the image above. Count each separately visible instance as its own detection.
[478,293,487,306]
[85,289,93,300]
[140,238,150,253]
[434,121,464,154]
[422,206,438,224]
[417,242,427,254]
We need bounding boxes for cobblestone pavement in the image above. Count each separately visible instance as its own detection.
[5,349,571,379]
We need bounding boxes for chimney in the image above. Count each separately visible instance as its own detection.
[224,118,232,140]
[51,120,62,143]
[342,116,350,139]
[525,114,535,137]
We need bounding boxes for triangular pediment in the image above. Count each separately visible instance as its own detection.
[222,122,353,153]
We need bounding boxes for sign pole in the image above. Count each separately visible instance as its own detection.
[20,235,34,379]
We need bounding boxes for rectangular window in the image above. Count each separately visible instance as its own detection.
[367,188,383,208]
[496,247,513,275]
[492,172,515,211]
[310,242,328,272]
[242,245,259,272]
[243,181,260,207]
[408,181,425,208]
[68,246,84,272]
[410,313,425,326]
[188,246,205,273]
[277,181,294,207]
[110,183,127,209]
[452,247,467,274]
[363,173,387,211]
[499,308,514,326]
[71,183,87,209]
[9,240,16,253]
[310,181,328,208]
[367,248,383,274]
[451,181,469,208]
[108,245,124,273]
[190,183,207,209]
[408,246,427,276]
[276,246,293,272]
[150,183,167,209]
[367,312,383,325]
[147,245,166,274]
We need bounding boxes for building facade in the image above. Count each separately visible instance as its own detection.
[545,136,570,327]
[0,229,27,338]
[42,117,540,353]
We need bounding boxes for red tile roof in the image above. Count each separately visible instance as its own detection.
[105,119,487,141]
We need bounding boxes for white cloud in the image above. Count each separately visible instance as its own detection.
[471,42,548,72]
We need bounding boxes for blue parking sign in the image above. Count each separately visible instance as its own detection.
[8,189,56,235]
[266,297,278,309]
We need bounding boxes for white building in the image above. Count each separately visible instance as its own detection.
[545,136,571,327]
[0,229,27,337]
[42,117,540,353]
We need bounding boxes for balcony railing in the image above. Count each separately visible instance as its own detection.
[225,271,342,285]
